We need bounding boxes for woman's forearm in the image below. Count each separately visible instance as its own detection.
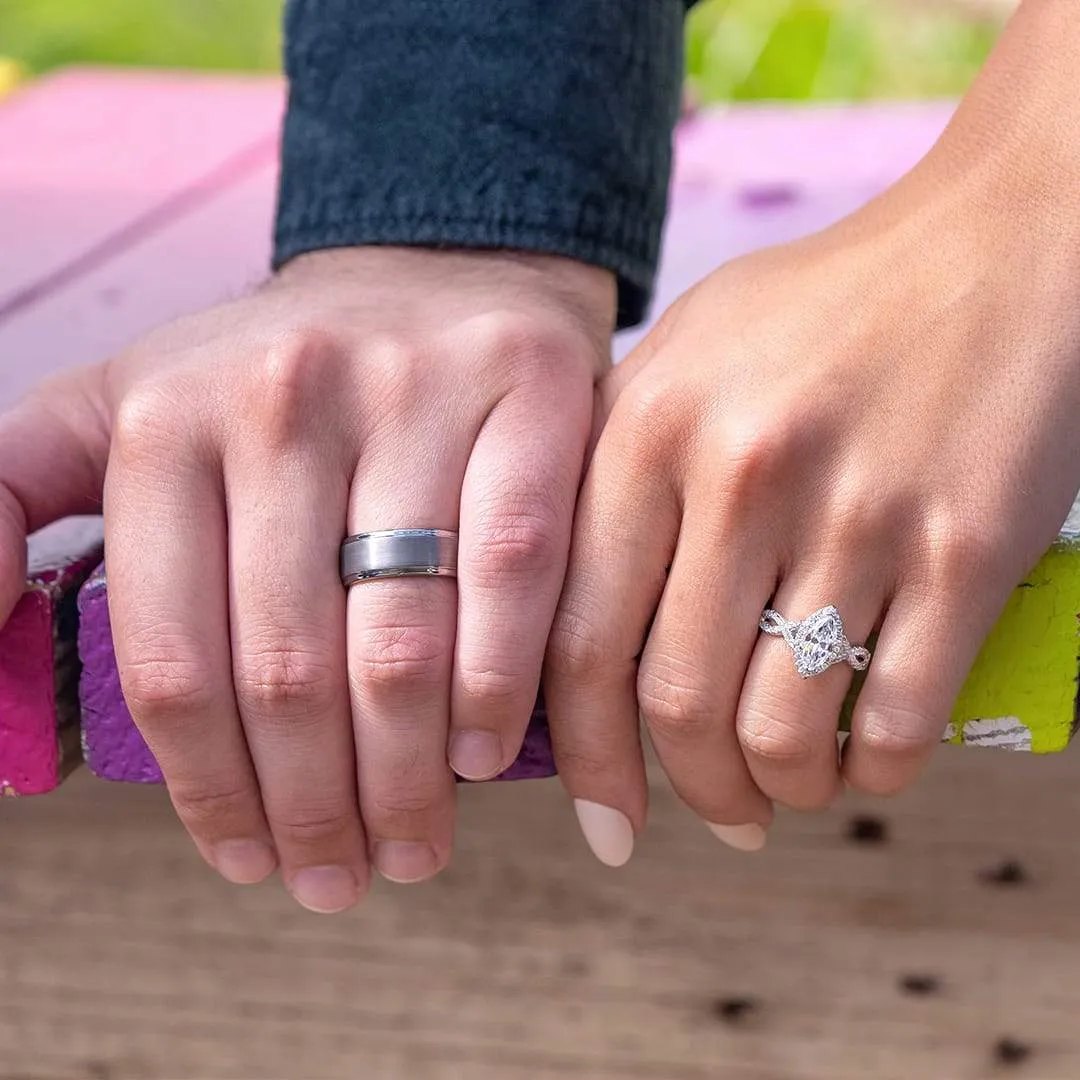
[930,0,1080,252]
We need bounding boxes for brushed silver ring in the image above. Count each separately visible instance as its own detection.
[340,529,458,586]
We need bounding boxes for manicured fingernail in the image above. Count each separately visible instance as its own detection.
[449,729,504,781]
[212,839,277,884]
[288,865,360,914]
[574,799,634,867]
[706,822,768,852]
[373,841,439,883]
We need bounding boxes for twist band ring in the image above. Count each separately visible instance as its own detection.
[760,605,871,678]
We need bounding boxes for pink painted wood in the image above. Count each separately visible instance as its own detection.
[0,519,103,795]
[0,71,280,792]
[0,68,283,318]
[0,70,958,792]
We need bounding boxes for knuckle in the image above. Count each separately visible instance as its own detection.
[464,310,572,380]
[123,652,216,721]
[367,787,440,830]
[620,375,684,446]
[235,643,338,717]
[849,716,933,798]
[551,740,624,786]
[920,513,1001,584]
[637,659,714,741]
[112,386,181,457]
[718,418,798,508]
[856,709,934,764]
[470,506,561,584]
[547,603,609,681]
[170,779,260,834]
[352,622,446,695]
[361,333,426,412]
[264,803,355,845]
[737,707,819,769]
[457,665,525,709]
[249,327,341,447]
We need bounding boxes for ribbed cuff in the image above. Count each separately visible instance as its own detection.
[273,0,686,329]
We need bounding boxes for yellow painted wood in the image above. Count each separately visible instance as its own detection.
[0,58,25,99]
[843,524,1080,752]
[946,537,1080,753]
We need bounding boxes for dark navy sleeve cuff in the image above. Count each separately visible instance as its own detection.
[273,0,687,329]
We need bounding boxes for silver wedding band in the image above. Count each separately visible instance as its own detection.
[340,529,458,586]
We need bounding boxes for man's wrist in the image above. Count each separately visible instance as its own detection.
[269,246,617,360]
[273,0,687,330]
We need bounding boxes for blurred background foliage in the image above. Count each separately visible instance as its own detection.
[0,0,1010,100]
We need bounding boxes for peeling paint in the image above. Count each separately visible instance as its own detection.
[960,716,1032,752]
[1062,493,1080,541]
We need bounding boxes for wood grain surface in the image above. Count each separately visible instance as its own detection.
[3,746,1080,1079]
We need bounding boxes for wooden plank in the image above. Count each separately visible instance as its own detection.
[2,748,1080,1077]
[0,68,282,315]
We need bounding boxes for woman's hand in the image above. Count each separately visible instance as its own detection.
[0,247,614,908]
[544,154,1080,865]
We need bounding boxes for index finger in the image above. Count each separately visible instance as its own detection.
[449,383,591,781]
[543,392,681,865]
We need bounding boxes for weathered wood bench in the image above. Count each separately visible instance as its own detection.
[1,69,1077,796]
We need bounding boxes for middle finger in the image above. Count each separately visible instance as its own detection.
[228,445,368,914]
[637,506,775,850]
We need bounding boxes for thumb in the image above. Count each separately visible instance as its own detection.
[0,365,112,626]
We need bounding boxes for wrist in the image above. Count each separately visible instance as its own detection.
[275,246,614,334]
[916,0,1080,270]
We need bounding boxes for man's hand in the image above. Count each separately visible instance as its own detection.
[0,246,614,911]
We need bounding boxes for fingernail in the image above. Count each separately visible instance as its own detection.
[212,839,277,884]
[373,840,439,884]
[289,865,360,914]
[574,799,634,867]
[706,822,768,852]
[449,729,504,781]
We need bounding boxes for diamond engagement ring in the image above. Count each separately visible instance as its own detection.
[340,529,458,586]
[759,605,871,678]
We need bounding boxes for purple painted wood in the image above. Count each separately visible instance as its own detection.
[77,563,555,783]
[0,70,958,789]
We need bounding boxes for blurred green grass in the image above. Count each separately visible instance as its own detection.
[0,0,1003,100]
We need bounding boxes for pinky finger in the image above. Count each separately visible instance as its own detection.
[843,584,1002,796]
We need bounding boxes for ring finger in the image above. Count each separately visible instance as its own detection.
[346,431,468,885]
[737,564,884,810]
